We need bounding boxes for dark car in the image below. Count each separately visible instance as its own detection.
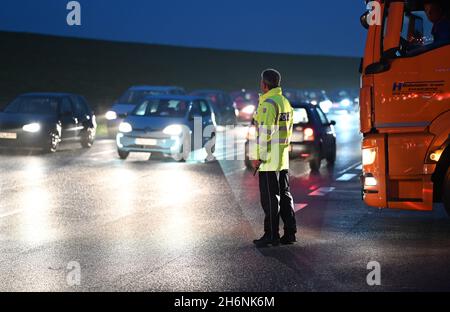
[189,90,237,126]
[245,102,336,171]
[0,93,96,153]
[105,86,186,135]
[116,95,216,161]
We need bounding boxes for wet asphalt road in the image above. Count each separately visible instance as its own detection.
[0,112,449,292]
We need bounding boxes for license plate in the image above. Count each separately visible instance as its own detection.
[0,132,17,140]
[135,138,157,146]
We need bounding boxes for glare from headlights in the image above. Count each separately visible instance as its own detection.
[118,122,132,133]
[242,105,255,115]
[163,125,183,136]
[340,99,352,107]
[105,111,118,120]
[22,123,41,133]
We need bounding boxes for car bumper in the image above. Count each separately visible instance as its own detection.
[289,142,319,159]
[0,131,49,149]
[116,132,183,154]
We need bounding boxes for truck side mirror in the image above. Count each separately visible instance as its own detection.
[383,2,404,55]
[360,12,370,29]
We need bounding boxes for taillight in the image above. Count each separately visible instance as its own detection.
[304,128,314,141]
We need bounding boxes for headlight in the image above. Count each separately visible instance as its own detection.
[22,123,41,133]
[105,111,117,120]
[242,105,255,115]
[163,125,183,136]
[362,148,376,166]
[118,122,132,133]
[340,99,351,107]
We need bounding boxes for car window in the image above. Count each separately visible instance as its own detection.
[71,95,89,116]
[315,107,329,125]
[133,99,188,118]
[199,100,211,116]
[60,97,73,115]
[292,108,309,124]
[4,96,59,115]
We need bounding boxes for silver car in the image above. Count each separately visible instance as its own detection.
[116,95,216,161]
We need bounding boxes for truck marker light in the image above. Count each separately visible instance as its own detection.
[365,176,377,187]
[430,150,443,162]
[362,148,376,165]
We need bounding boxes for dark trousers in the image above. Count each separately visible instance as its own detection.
[258,170,297,239]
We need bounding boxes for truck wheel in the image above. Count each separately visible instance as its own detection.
[443,166,450,215]
[118,149,129,160]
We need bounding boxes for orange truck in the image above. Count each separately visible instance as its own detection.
[360,0,450,213]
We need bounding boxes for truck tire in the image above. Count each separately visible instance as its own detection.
[443,166,450,215]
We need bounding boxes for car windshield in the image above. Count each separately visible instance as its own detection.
[4,96,59,115]
[118,90,169,104]
[133,99,189,118]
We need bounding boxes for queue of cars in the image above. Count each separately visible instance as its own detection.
[0,85,356,170]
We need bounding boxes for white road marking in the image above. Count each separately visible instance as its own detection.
[294,203,308,212]
[308,187,336,196]
[0,209,23,219]
[336,173,357,181]
[337,162,362,176]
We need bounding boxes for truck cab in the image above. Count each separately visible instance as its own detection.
[360,0,450,212]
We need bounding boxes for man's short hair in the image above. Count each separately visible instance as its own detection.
[261,69,281,90]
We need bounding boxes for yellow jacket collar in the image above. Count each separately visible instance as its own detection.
[260,87,282,102]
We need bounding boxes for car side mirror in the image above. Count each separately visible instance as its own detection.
[329,120,336,126]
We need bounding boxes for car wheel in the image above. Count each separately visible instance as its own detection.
[42,132,60,153]
[118,149,129,160]
[309,156,321,172]
[326,143,337,166]
[443,166,450,215]
[81,128,95,148]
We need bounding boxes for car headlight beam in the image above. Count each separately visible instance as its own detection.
[118,122,133,133]
[163,125,183,136]
[22,123,41,133]
[105,111,118,120]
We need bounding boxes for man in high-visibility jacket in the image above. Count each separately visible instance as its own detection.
[252,69,297,247]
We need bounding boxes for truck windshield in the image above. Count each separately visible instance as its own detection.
[4,96,59,115]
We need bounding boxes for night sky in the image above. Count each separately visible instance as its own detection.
[0,0,367,57]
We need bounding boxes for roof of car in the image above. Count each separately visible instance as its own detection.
[290,101,316,109]
[142,95,207,102]
[190,89,225,94]
[128,85,184,91]
[20,92,75,97]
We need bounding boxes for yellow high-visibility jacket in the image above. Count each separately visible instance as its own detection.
[253,87,294,172]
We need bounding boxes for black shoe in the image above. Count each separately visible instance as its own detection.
[253,234,280,248]
[280,234,297,245]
